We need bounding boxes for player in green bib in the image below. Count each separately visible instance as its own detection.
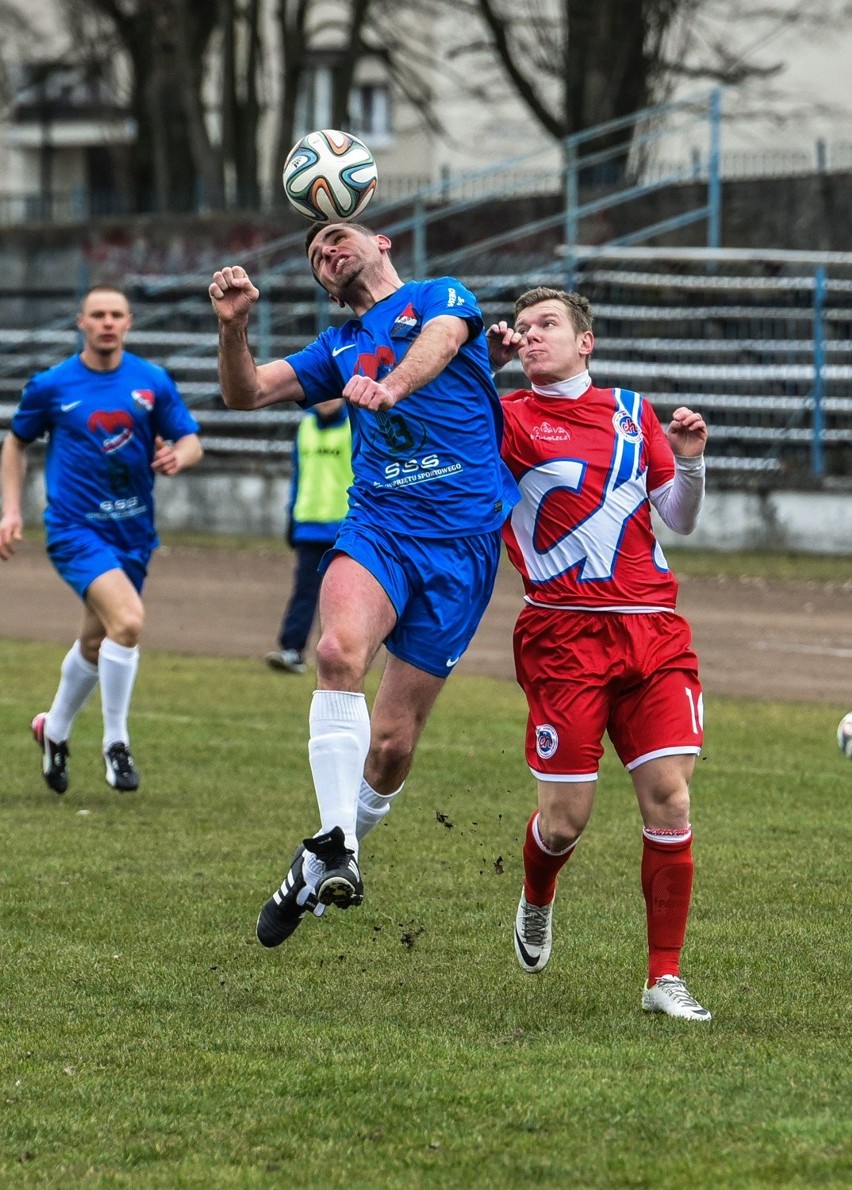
[265,398,353,675]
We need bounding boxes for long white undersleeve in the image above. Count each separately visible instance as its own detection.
[649,455,706,535]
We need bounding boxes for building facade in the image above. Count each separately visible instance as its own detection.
[0,0,850,223]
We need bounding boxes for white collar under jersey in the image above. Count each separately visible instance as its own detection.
[530,370,592,399]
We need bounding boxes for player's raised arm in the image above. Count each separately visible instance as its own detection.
[209,265,305,410]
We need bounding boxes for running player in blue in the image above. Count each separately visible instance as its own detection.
[209,222,518,946]
[0,285,202,794]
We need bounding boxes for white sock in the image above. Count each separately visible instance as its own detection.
[46,641,99,741]
[306,689,371,859]
[98,638,140,747]
[356,778,404,843]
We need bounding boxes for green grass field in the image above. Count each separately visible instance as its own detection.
[1,636,850,1188]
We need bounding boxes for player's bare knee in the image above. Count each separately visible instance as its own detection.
[548,826,581,852]
[315,632,367,686]
[110,609,144,648]
[79,633,104,664]
[538,810,585,853]
[645,783,691,830]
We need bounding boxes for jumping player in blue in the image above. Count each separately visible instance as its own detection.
[0,285,202,793]
[209,222,518,947]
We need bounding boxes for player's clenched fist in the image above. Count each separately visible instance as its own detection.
[343,374,398,412]
[667,406,708,458]
[0,512,23,560]
[486,320,525,372]
[209,266,260,324]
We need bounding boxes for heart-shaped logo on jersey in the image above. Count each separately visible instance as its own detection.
[88,409,134,453]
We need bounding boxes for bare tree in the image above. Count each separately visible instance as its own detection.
[60,0,218,212]
[46,0,391,214]
[0,3,36,110]
[268,0,312,208]
[464,0,696,141]
[218,0,263,208]
[267,0,378,208]
[465,0,851,141]
[170,0,226,209]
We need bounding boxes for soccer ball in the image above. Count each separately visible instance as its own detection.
[837,712,852,759]
[282,129,378,223]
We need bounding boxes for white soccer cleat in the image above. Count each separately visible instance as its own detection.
[642,975,712,1021]
[513,890,554,973]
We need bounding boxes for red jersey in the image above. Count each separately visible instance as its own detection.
[501,385,678,611]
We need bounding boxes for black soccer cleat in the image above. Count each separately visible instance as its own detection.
[32,712,69,794]
[104,742,140,792]
[303,826,364,909]
[256,843,324,948]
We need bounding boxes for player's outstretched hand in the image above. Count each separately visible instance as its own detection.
[0,512,23,560]
[209,266,260,324]
[486,321,524,372]
[668,406,708,458]
[343,374,398,412]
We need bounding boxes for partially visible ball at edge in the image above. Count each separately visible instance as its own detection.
[837,712,852,759]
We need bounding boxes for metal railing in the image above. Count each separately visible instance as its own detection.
[2,91,851,482]
[3,248,851,482]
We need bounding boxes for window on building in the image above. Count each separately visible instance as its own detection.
[296,64,392,145]
[295,66,334,134]
[350,84,391,140]
[13,60,120,117]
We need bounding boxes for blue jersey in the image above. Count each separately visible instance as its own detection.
[287,277,518,537]
[11,351,199,552]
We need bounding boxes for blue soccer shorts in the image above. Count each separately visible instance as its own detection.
[322,521,501,678]
[47,525,151,600]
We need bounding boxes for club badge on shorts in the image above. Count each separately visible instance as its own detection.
[535,723,559,759]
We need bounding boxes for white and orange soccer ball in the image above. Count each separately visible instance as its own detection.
[837,712,852,759]
[282,129,378,223]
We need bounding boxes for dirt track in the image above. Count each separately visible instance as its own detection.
[2,539,850,707]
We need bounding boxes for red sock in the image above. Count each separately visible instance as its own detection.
[523,812,577,906]
[642,828,694,983]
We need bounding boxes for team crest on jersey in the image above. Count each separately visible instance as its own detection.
[88,409,134,453]
[131,388,155,411]
[531,421,571,442]
[393,304,418,330]
[535,723,559,759]
[612,409,642,442]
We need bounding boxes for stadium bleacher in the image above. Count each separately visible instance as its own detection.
[5,247,851,484]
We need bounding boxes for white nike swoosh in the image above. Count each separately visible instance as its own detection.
[445,655,462,667]
[61,401,82,412]
[332,344,356,357]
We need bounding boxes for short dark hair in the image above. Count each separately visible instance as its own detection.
[514,287,593,334]
[304,221,375,255]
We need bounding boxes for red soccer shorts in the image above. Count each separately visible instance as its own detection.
[513,605,703,779]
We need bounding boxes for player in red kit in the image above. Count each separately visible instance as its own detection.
[488,287,711,1020]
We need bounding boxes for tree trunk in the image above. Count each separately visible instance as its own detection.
[235,0,263,208]
[171,0,226,209]
[331,0,372,129]
[270,0,311,209]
